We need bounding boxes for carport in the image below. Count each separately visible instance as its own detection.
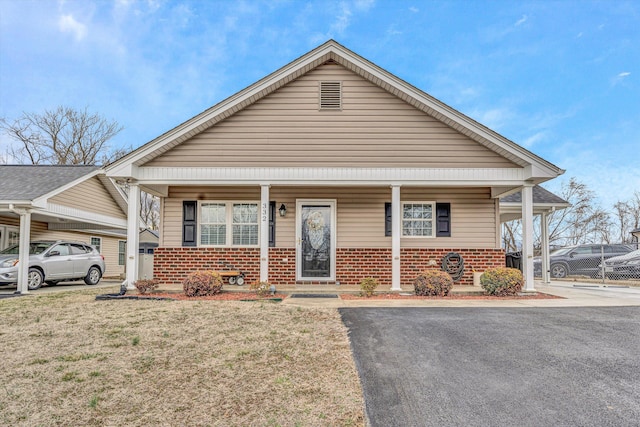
[499,185,570,283]
[0,166,128,294]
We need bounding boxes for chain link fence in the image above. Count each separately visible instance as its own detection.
[511,244,640,284]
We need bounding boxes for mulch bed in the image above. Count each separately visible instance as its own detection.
[132,291,562,301]
[140,292,288,301]
[341,292,562,300]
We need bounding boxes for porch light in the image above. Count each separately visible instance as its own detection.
[279,204,287,217]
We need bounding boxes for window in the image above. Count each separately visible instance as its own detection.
[199,202,259,246]
[70,244,90,255]
[118,241,126,266]
[386,202,451,237]
[90,237,102,253]
[402,202,435,237]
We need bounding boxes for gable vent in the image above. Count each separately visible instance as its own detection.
[319,81,342,110]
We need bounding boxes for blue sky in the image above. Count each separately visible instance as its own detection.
[1,0,638,209]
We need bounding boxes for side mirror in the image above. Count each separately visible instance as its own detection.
[569,253,575,258]
[48,250,60,257]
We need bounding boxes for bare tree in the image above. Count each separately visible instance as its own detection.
[1,106,124,165]
[502,220,522,252]
[613,192,640,243]
[140,192,160,231]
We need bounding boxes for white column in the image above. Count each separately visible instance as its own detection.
[541,211,550,284]
[126,182,141,289]
[521,183,535,292]
[16,209,31,294]
[391,185,401,291]
[260,184,270,282]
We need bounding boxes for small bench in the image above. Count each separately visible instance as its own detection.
[215,270,246,286]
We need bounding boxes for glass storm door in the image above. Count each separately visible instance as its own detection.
[297,201,335,280]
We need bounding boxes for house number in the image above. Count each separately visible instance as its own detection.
[261,203,268,222]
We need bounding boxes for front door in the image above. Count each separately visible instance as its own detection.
[297,200,336,280]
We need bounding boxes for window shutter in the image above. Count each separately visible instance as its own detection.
[385,202,392,237]
[182,201,197,246]
[436,203,451,237]
[269,201,276,247]
[319,81,341,110]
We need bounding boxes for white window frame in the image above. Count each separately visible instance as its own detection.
[198,201,260,247]
[90,236,102,253]
[401,201,436,238]
[118,240,126,266]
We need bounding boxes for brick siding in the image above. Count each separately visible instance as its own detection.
[154,247,505,287]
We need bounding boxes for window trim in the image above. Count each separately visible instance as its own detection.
[197,201,261,247]
[401,201,436,238]
[118,240,126,266]
[90,236,102,253]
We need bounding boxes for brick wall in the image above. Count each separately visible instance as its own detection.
[154,247,505,286]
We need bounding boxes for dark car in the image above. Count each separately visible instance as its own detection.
[601,249,640,279]
[534,244,635,279]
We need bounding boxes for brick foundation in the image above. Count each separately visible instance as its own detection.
[153,247,505,286]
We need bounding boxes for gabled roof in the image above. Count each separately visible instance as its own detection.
[0,165,127,216]
[0,165,99,201]
[107,40,564,181]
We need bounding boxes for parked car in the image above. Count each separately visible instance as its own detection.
[0,240,105,290]
[600,249,640,279]
[533,244,635,279]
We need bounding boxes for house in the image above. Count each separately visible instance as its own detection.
[106,40,564,291]
[0,165,128,292]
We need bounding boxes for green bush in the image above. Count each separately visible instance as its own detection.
[359,277,379,297]
[480,267,523,296]
[250,280,271,297]
[413,269,453,296]
[134,279,159,295]
[182,270,223,297]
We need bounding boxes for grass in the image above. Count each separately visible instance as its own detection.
[0,288,364,426]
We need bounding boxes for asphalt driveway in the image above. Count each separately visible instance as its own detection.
[340,307,640,427]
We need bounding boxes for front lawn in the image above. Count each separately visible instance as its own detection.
[0,288,364,426]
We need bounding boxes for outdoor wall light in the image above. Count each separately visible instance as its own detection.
[279,204,287,217]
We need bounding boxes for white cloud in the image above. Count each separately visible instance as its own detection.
[521,131,548,148]
[58,14,87,41]
[618,72,631,78]
[409,6,419,13]
[515,15,527,26]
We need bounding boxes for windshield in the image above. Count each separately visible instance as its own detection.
[0,242,54,255]
[550,247,573,256]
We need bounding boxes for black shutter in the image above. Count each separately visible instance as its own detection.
[436,202,451,237]
[385,202,392,236]
[269,201,276,247]
[182,201,197,246]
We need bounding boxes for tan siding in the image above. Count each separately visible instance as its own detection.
[161,186,498,249]
[146,64,517,168]
[49,177,125,219]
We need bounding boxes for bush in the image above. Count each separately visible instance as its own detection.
[250,280,271,297]
[413,269,453,296]
[480,267,523,296]
[134,279,159,295]
[182,270,223,297]
[359,277,379,297]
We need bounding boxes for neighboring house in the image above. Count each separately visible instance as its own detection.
[0,165,129,290]
[139,228,159,254]
[106,40,564,291]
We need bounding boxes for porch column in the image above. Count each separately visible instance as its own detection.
[126,182,140,289]
[521,183,535,291]
[391,185,401,291]
[16,209,31,294]
[260,184,269,282]
[541,211,550,284]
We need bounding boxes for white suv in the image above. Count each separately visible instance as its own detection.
[0,240,106,290]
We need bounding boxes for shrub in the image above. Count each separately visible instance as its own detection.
[182,270,223,297]
[250,281,271,297]
[413,269,453,296]
[480,267,523,296]
[134,279,159,295]
[359,277,379,297]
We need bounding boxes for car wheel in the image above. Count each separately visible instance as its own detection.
[228,276,237,285]
[236,276,245,286]
[550,264,568,279]
[84,266,102,286]
[27,268,44,290]
[45,281,59,286]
